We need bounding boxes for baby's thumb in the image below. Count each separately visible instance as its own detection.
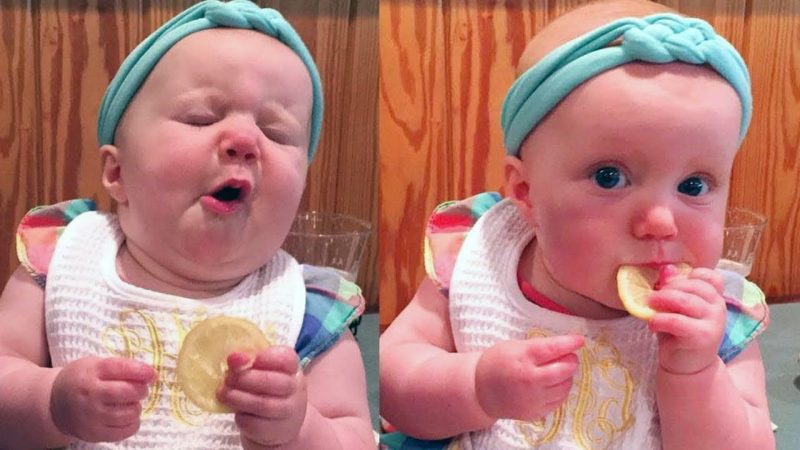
[527,334,585,365]
[97,357,156,383]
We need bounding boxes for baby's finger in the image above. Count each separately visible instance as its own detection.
[97,357,156,383]
[98,422,141,443]
[526,335,585,365]
[648,312,701,339]
[100,403,142,427]
[648,290,707,319]
[218,388,293,419]
[689,267,724,295]
[98,380,150,405]
[535,353,580,386]
[542,376,575,404]
[226,352,253,374]
[226,368,295,397]
[658,277,720,305]
[251,346,299,375]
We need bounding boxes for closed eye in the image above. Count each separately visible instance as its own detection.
[185,115,218,127]
[260,126,298,146]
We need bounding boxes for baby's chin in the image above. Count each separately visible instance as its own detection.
[185,250,279,282]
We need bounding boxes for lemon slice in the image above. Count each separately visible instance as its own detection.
[176,316,270,413]
[616,264,691,320]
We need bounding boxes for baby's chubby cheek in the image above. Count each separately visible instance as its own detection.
[535,207,620,298]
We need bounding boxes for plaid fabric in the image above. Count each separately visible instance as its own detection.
[424,192,769,363]
[296,264,365,367]
[15,199,364,363]
[16,198,97,289]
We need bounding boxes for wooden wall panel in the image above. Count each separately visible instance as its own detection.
[380,0,800,327]
[0,2,40,290]
[0,0,378,307]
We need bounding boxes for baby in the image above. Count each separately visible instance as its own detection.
[380,1,772,449]
[0,1,373,449]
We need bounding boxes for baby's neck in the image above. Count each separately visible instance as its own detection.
[116,241,244,299]
[519,239,627,320]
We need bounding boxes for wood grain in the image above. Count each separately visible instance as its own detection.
[379,0,800,327]
[0,0,378,307]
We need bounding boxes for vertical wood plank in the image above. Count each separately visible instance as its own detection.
[37,0,138,209]
[732,0,800,295]
[378,0,448,326]
[0,0,39,286]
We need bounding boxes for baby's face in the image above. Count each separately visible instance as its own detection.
[518,62,742,310]
[108,28,313,283]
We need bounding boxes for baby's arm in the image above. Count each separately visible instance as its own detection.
[656,342,774,450]
[380,277,583,439]
[0,266,72,447]
[220,332,374,450]
[0,267,155,448]
[380,277,493,438]
[650,267,774,449]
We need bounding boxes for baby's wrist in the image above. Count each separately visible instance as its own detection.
[657,357,721,379]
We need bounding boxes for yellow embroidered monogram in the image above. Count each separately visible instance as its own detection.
[515,329,635,450]
[100,307,279,425]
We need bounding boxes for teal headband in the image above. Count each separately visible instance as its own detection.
[501,13,752,156]
[97,0,324,161]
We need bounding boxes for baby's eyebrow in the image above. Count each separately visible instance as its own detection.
[169,89,224,110]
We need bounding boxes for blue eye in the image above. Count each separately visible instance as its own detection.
[677,176,709,196]
[592,166,628,189]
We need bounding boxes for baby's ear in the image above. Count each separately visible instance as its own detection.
[100,145,127,203]
[503,155,535,225]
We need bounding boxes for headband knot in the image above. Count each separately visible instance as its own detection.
[98,0,324,161]
[205,1,279,33]
[501,13,752,156]
[622,18,714,64]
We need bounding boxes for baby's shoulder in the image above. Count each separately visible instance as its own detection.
[15,199,97,288]
[425,192,503,291]
[295,264,365,367]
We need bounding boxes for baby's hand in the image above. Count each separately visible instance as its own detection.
[647,267,727,374]
[218,346,307,448]
[50,356,155,442]
[475,335,584,421]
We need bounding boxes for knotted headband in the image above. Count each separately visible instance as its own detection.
[501,13,752,156]
[97,0,324,161]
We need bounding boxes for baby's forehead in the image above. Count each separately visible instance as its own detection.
[517,0,675,75]
[159,28,298,69]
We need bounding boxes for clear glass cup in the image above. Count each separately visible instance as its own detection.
[716,207,767,277]
[281,211,372,283]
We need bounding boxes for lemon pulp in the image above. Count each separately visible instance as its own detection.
[176,316,270,413]
[616,264,691,320]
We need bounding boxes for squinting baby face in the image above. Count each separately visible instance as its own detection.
[107,29,312,284]
[518,62,742,312]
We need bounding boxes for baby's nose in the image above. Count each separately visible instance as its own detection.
[218,126,259,163]
[632,205,678,240]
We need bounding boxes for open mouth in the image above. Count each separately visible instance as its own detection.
[201,179,252,214]
[211,185,244,202]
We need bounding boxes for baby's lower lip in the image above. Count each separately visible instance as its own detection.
[200,195,242,215]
